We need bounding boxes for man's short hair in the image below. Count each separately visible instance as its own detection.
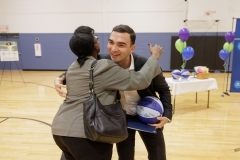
[112,24,136,45]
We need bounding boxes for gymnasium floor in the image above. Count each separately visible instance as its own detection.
[0,70,240,160]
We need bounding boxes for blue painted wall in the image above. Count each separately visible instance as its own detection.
[20,33,73,70]
[0,32,227,71]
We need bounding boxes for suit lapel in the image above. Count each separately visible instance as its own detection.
[132,53,141,71]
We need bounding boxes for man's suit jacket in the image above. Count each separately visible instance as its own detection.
[100,53,173,121]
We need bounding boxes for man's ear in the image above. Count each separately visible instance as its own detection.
[130,44,136,53]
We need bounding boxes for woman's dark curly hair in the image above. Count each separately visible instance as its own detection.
[69,26,95,67]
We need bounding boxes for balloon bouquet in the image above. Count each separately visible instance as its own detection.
[219,31,235,72]
[219,31,235,96]
[171,28,194,81]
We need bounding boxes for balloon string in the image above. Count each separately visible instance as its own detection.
[222,61,228,92]
[181,60,186,69]
[223,61,227,72]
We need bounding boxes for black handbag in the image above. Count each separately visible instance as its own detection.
[83,60,128,144]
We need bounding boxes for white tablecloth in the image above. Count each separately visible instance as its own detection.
[166,77,218,96]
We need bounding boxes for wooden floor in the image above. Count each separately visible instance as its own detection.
[0,70,240,160]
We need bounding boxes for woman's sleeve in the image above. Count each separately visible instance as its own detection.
[101,56,161,91]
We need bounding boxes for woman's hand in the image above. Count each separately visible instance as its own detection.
[148,43,164,60]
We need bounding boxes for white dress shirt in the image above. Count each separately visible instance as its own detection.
[119,54,140,115]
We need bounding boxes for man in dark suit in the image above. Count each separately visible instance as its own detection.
[55,24,172,160]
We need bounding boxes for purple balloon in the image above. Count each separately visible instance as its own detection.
[182,46,194,61]
[225,32,235,42]
[219,49,229,61]
[178,28,190,42]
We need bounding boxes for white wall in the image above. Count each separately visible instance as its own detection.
[1,0,240,33]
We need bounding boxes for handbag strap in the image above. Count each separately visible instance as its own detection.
[88,60,120,100]
[89,60,98,94]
